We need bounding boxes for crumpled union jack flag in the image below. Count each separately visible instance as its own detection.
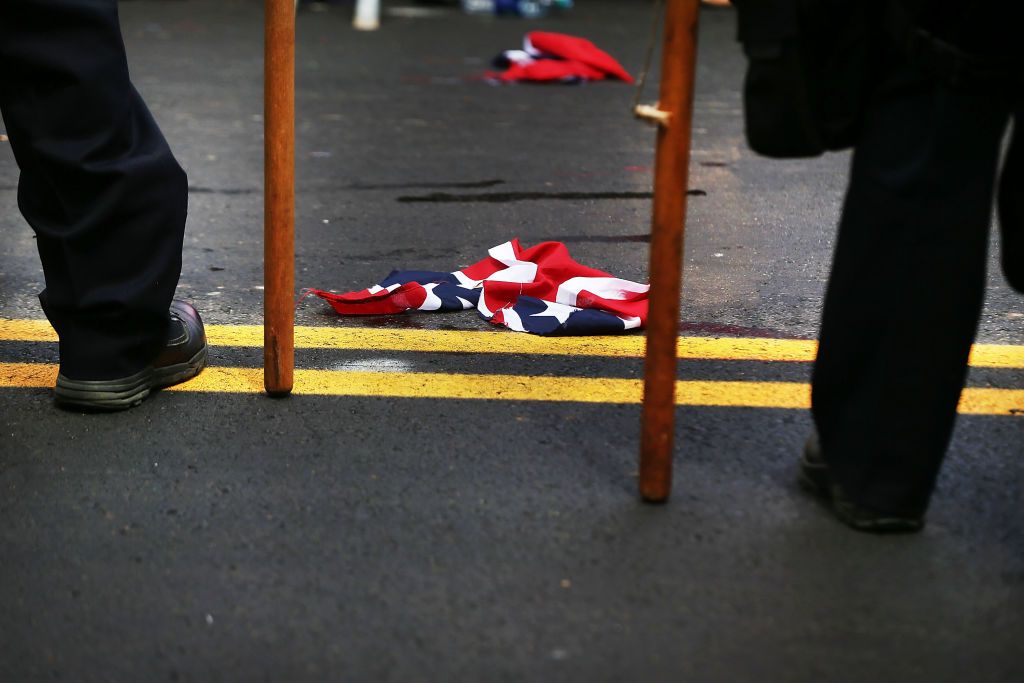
[306,239,649,335]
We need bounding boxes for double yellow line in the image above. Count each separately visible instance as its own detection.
[1,319,1021,414]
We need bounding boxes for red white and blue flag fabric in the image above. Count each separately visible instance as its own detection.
[306,239,649,335]
[488,32,634,84]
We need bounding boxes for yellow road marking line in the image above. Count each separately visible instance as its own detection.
[1,319,1022,367]
[0,319,68,343]
[1,363,1020,414]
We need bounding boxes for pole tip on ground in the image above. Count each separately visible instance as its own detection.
[640,479,671,503]
[640,493,670,505]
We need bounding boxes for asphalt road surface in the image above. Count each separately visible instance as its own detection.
[1,2,1022,682]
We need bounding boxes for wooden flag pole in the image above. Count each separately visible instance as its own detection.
[264,0,295,396]
[638,0,700,502]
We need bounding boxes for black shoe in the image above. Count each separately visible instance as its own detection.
[54,300,208,411]
[799,432,924,534]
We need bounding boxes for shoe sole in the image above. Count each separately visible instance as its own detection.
[798,442,924,534]
[832,498,925,534]
[55,344,208,411]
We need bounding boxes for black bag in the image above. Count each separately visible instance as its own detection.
[733,0,885,158]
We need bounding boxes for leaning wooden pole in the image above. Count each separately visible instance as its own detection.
[264,0,295,396]
[639,0,700,502]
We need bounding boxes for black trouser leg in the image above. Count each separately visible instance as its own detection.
[811,59,1012,517]
[0,0,187,380]
[998,108,1024,293]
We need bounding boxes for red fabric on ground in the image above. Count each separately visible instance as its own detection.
[493,59,608,83]
[488,32,633,84]
[526,32,634,83]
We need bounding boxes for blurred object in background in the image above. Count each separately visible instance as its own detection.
[353,0,380,29]
[461,0,495,13]
[462,0,573,17]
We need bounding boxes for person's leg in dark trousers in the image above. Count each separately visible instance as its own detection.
[0,0,187,381]
[998,106,1024,293]
[810,55,1013,520]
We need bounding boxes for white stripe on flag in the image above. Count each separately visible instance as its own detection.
[503,49,534,65]
[477,296,494,318]
[484,242,538,284]
[488,241,519,265]
[523,35,541,57]
[499,307,527,332]
[555,276,649,306]
[485,263,537,284]
[451,271,482,288]
[529,300,576,324]
[419,283,443,311]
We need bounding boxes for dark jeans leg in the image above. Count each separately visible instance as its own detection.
[0,0,187,380]
[811,60,1012,517]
